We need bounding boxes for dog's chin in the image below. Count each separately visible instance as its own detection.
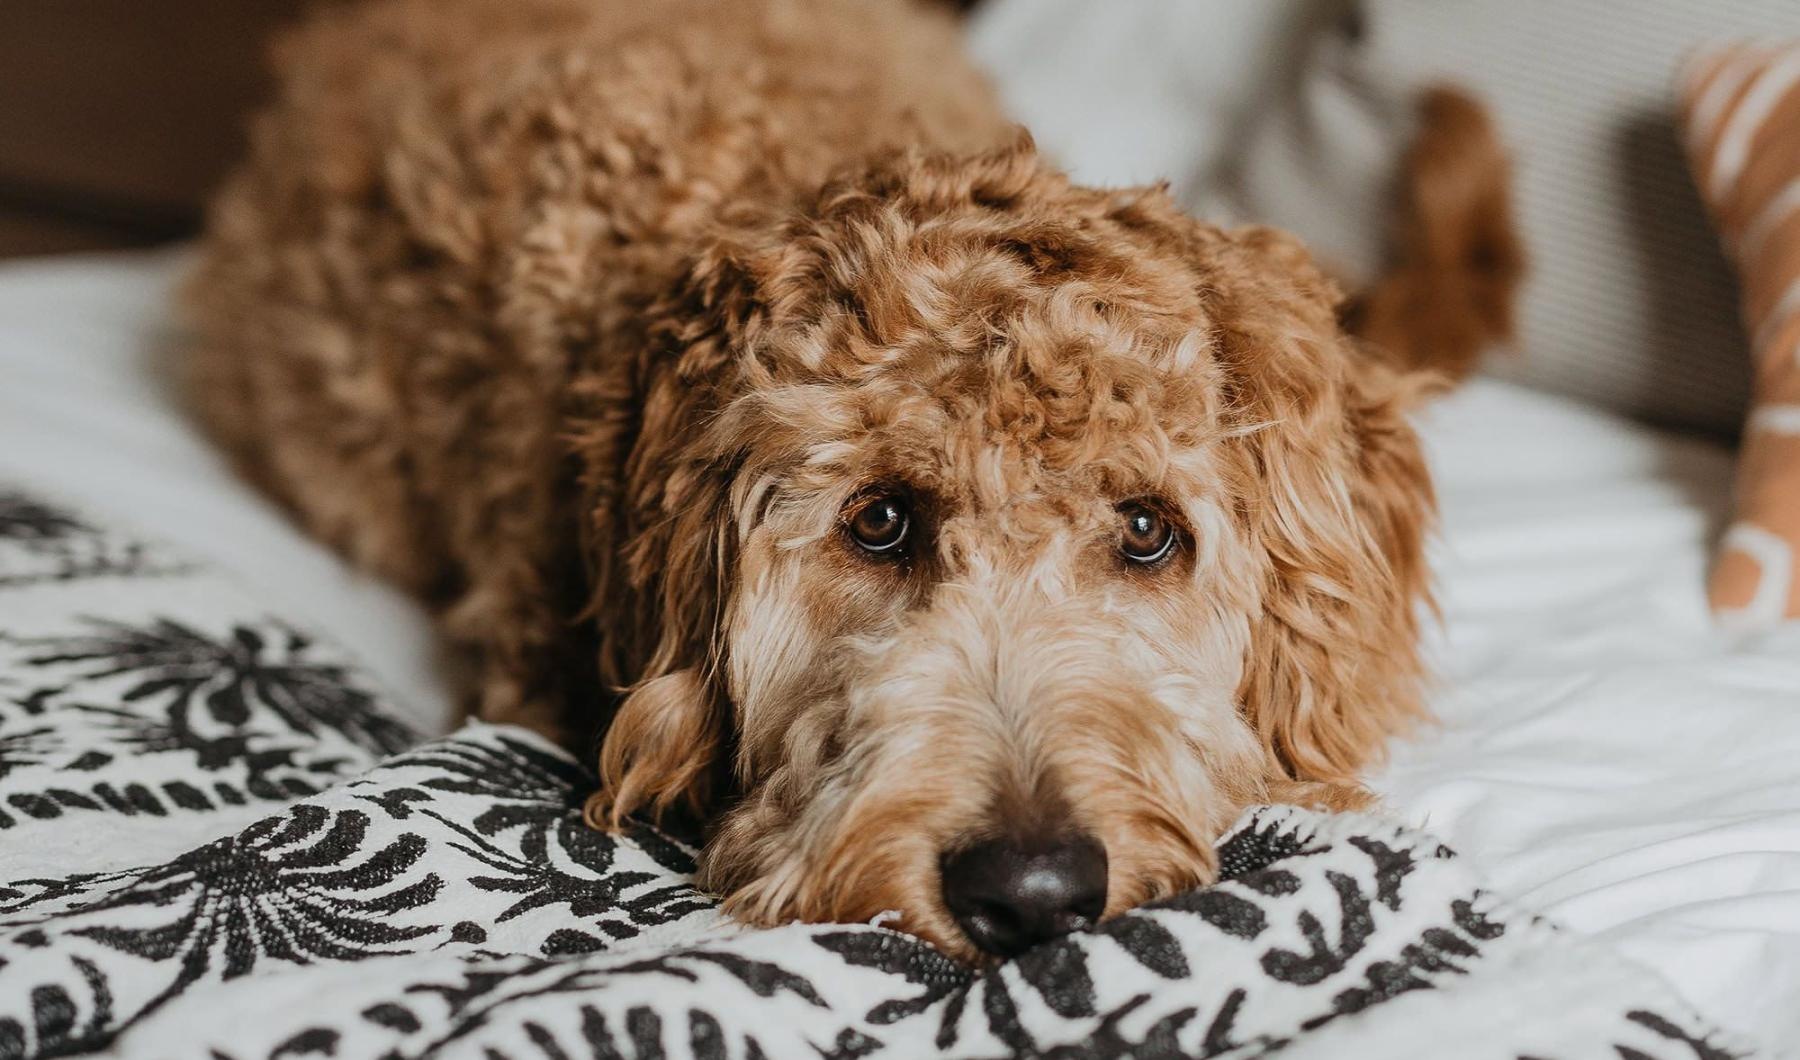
[708,831,967,953]
[710,852,993,964]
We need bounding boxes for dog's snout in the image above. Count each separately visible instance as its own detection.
[940,835,1107,957]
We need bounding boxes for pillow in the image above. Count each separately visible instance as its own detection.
[967,2,1303,204]
[1347,0,1800,437]
[1679,42,1800,624]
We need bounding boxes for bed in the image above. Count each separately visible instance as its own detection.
[2,248,1797,1055]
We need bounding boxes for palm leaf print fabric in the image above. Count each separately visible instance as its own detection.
[0,485,1757,1058]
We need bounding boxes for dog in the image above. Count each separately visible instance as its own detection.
[187,0,1472,962]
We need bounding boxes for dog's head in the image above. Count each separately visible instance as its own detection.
[577,137,1432,961]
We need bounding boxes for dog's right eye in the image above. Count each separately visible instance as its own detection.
[1118,501,1176,566]
[847,495,911,555]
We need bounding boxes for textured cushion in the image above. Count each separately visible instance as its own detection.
[1679,42,1800,623]
[1356,0,1800,436]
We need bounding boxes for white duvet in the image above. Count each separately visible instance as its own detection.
[2,252,1797,1049]
[1390,387,1800,1048]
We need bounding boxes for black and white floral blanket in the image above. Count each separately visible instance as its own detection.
[0,485,1757,1059]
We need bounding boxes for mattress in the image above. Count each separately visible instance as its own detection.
[2,252,1797,1047]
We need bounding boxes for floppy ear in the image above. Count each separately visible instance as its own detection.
[582,462,738,827]
[587,668,727,828]
[574,219,781,830]
[1212,226,1436,786]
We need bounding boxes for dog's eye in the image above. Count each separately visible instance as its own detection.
[848,494,911,555]
[1118,502,1175,565]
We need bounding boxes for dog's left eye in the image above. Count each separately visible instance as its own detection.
[847,494,911,555]
[1118,502,1175,565]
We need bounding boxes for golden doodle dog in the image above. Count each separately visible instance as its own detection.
[187,0,1503,961]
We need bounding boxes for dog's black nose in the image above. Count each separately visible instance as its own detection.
[941,835,1108,957]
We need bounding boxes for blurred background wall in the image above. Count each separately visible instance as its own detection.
[0,1,329,258]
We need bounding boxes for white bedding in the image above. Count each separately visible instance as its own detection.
[2,254,1797,1048]
[1387,387,1800,1047]
[0,252,457,735]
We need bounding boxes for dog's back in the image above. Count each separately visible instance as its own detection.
[185,0,1008,736]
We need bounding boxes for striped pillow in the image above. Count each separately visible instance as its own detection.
[1680,42,1800,624]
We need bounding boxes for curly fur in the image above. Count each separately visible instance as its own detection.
[187,0,1435,960]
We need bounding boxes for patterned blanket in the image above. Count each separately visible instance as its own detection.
[0,485,1756,1059]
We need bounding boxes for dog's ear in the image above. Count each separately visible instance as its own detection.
[1210,225,1436,787]
[587,668,727,828]
[574,213,789,829]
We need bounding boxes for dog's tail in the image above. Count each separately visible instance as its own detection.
[1344,85,1526,381]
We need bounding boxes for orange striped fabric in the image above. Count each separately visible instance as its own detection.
[1679,42,1800,624]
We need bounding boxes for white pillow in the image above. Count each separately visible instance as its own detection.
[1353,0,1798,435]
